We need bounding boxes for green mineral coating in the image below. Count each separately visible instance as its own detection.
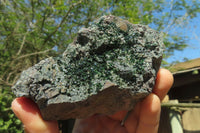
[12,15,164,106]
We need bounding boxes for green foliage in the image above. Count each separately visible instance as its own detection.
[0,0,200,132]
[0,88,22,133]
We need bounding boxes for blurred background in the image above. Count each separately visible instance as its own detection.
[0,0,200,132]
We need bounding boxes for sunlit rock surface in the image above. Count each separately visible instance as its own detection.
[12,15,165,120]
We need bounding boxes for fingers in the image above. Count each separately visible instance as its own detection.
[109,68,173,119]
[108,110,128,121]
[108,68,173,133]
[11,97,59,133]
[124,102,141,133]
[133,68,173,133]
[136,94,161,133]
[153,68,174,100]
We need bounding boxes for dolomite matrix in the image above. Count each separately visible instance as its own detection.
[12,15,165,120]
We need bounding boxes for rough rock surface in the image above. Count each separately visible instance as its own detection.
[12,15,165,120]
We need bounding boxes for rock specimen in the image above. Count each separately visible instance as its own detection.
[12,15,165,120]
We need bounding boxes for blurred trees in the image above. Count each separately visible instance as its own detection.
[0,0,200,132]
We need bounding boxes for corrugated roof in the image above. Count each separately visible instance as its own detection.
[169,58,200,74]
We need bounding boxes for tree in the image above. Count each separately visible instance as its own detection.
[0,0,200,132]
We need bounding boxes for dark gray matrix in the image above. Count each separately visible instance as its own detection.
[12,15,165,120]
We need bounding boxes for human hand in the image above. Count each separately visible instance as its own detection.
[12,68,173,133]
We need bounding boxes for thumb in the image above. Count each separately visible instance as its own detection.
[11,97,59,133]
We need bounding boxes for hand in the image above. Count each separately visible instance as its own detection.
[12,68,173,133]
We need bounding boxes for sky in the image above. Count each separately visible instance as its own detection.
[167,15,200,63]
[158,0,200,64]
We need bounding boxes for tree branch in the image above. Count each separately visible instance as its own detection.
[15,49,52,60]
[42,0,83,46]
[31,0,35,22]
[0,78,13,87]
[16,31,28,56]
[41,10,48,32]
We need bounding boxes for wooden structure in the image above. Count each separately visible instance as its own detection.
[169,58,200,101]
[159,58,200,133]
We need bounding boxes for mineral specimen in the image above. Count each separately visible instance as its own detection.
[12,15,165,120]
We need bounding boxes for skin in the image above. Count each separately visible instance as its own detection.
[12,68,173,133]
